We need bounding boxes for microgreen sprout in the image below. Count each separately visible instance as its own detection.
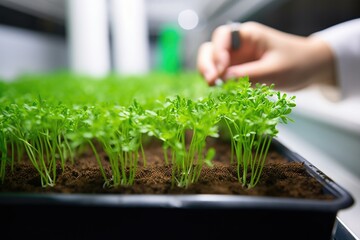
[147,96,219,188]
[217,78,296,188]
[0,73,295,189]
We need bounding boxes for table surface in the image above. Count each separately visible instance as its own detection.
[334,218,359,240]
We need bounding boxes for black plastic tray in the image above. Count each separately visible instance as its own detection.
[0,139,354,240]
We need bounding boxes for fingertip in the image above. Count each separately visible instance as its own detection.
[203,68,217,85]
[197,42,219,85]
[215,50,230,75]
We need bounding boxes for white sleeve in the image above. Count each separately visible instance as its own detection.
[312,18,360,100]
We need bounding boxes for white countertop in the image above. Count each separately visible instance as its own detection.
[285,84,360,134]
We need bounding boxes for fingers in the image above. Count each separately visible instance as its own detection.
[197,25,233,85]
[197,22,272,86]
[198,21,313,90]
[212,26,232,75]
[197,42,218,85]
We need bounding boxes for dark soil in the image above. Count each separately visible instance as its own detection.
[0,138,333,200]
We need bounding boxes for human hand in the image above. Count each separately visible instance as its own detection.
[197,21,336,91]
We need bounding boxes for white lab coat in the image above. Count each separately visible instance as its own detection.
[313,18,360,100]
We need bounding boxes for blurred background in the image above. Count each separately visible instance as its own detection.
[0,0,359,80]
[0,0,360,237]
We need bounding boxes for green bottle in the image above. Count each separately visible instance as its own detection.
[157,25,183,73]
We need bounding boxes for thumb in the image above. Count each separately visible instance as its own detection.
[214,48,231,77]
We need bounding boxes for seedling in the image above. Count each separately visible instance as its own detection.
[216,78,296,188]
[145,96,219,188]
[0,73,295,189]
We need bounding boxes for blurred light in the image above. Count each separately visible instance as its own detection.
[178,9,199,30]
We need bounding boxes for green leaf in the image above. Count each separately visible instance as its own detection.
[205,148,216,167]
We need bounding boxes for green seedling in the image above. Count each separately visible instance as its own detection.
[0,73,295,189]
[216,78,296,188]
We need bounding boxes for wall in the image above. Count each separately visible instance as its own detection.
[0,24,67,81]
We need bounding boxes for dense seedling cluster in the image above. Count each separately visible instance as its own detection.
[217,80,296,187]
[0,73,295,188]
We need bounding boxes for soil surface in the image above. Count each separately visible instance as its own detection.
[0,138,333,200]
